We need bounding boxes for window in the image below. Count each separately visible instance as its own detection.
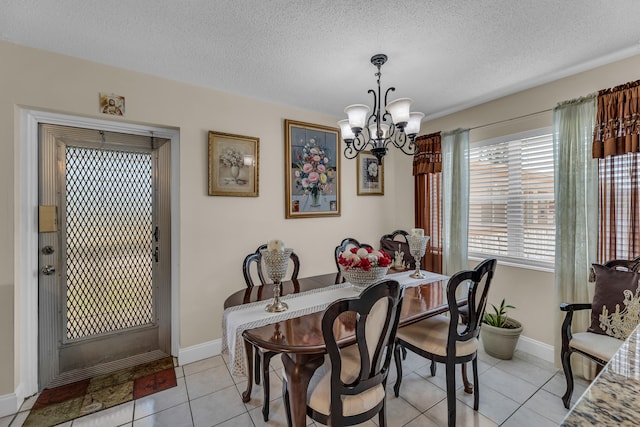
[598,152,640,261]
[468,128,555,269]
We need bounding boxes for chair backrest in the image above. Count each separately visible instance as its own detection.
[379,230,414,269]
[321,279,403,423]
[380,229,409,243]
[446,258,497,352]
[589,256,640,281]
[242,244,301,288]
[334,238,373,271]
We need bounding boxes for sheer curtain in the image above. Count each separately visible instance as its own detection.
[553,94,598,378]
[413,132,443,273]
[441,129,469,276]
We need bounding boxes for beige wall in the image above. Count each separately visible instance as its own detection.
[0,41,411,396]
[393,53,640,347]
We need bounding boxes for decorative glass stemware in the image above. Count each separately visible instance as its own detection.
[260,248,293,312]
[408,235,430,279]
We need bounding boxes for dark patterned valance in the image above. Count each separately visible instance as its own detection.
[413,132,441,176]
[593,79,640,158]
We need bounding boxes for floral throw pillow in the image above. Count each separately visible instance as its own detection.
[588,263,640,339]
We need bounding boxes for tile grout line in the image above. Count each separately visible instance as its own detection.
[498,368,561,426]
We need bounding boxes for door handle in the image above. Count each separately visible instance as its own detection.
[41,265,56,275]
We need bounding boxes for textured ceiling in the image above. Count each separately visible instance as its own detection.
[2,0,640,121]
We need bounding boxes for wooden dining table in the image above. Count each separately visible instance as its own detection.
[223,269,465,427]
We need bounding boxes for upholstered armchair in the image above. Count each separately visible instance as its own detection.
[560,256,640,408]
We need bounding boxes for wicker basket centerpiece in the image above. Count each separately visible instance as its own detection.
[338,245,392,291]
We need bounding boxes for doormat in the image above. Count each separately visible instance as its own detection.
[24,356,176,427]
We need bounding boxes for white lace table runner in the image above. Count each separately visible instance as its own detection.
[222,270,449,375]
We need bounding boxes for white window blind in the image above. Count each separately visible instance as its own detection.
[468,129,555,268]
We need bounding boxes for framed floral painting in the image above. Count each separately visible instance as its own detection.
[208,131,259,196]
[285,119,341,218]
[357,151,384,195]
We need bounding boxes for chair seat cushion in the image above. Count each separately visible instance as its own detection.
[396,314,478,358]
[306,345,385,417]
[570,332,623,362]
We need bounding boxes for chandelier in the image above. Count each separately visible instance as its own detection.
[338,54,424,165]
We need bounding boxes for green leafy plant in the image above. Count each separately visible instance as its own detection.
[483,299,516,328]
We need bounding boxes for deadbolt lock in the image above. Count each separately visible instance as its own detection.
[42,246,55,255]
[41,265,56,276]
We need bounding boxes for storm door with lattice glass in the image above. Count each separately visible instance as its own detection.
[38,124,171,389]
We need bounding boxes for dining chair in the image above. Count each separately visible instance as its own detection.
[242,243,301,421]
[379,229,414,269]
[560,256,640,408]
[282,279,403,427]
[393,258,497,427]
[381,229,473,392]
[334,238,373,277]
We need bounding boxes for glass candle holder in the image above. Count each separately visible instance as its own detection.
[260,248,293,312]
[408,235,430,279]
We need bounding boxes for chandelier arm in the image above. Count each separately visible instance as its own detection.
[343,133,371,159]
[383,87,396,110]
[397,142,418,156]
[367,89,378,128]
[389,132,418,155]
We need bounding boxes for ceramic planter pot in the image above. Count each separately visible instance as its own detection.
[480,317,523,360]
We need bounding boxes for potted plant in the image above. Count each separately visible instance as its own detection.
[480,299,523,359]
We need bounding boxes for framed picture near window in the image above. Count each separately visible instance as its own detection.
[357,151,384,195]
[208,131,259,197]
[284,119,341,218]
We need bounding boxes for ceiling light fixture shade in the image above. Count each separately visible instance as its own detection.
[369,123,390,139]
[405,112,425,136]
[337,119,355,140]
[344,104,370,133]
[385,98,412,127]
[338,54,424,164]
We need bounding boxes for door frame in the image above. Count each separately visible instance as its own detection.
[16,108,181,398]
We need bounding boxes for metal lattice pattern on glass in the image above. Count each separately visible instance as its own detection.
[65,146,154,341]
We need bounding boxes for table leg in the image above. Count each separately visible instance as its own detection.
[282,353,324,427]
[241,339,254,402]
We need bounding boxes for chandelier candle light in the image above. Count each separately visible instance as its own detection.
[338,54,424,165]
[408,228,430,279]
[261,240,290,313]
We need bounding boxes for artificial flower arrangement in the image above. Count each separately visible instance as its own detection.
[294,138,335,201]
[220,148,244,168]
[338,246,392,271]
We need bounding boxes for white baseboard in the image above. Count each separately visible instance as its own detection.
[516,334,555,363]
[0,391,18,418]
[176,335,554,364]
[176,335,554,367]
[178,338,222,366]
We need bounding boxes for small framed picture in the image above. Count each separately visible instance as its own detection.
[357,151,384,195]
[285,119,341,218]
[208,131,259,197]
[99,93,125,116]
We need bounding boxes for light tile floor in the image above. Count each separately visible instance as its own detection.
[0,348,591,427]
